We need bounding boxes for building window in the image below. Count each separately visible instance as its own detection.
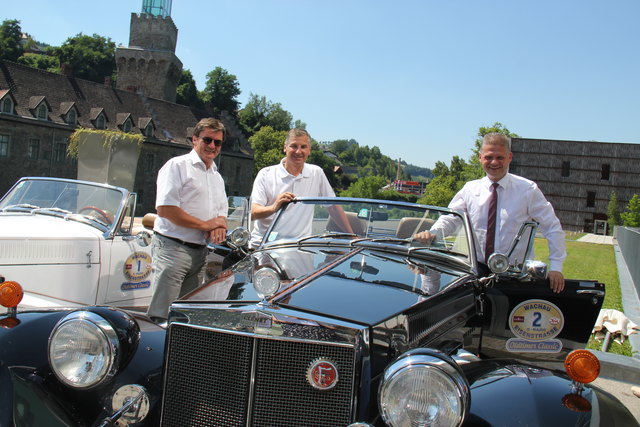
[0,134,9,157]
[561,161,570,177]
[123,119,132,133]
[1,97,13,113]
[28,139,40,160]
[66,109,77,126]
[37,104,48,120]
[144,124,154,138]
[586,191,596,208]
[95,114,106,129]
[53,140,67,163]
[601,164,610,180]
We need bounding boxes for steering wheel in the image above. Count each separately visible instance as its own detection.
[79,206,113,224]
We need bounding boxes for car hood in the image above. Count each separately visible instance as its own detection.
[186,244,470,325]
[0,214,102,265]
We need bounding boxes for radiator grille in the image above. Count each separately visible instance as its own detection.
[161,323,356,427]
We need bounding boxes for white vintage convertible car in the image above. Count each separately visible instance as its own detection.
[0,176,248,311]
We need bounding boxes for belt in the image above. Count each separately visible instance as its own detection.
[156,233,206,250]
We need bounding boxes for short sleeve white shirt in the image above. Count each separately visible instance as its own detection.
[249,159,335,248]
[155,150,228,245]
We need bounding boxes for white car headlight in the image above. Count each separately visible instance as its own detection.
[253,267,281,298]
[379,350,469,427]
[48,311,120,388]
[227,227,250,248]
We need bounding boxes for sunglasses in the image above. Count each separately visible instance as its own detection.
[200,136,223,146]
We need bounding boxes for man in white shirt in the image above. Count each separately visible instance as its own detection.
[249,128,352,248]
[415,132,566,293]
[147,118,229,322]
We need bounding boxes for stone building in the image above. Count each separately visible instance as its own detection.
[509,137,640,233]
[0,0,253,215]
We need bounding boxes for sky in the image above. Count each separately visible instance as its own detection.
[4,0,640,170]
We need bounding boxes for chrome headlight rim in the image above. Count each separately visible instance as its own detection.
[48,310,121,389]
[253,267,281,298]
[379,349,470,427]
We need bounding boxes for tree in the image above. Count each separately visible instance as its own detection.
[621,194,640,227]
[0,19,24,62]
[49,33,116,83]
[17,52,59,72]
[339,176,388,199]
[176,69,204,109]
[248,126,288,176]
[607,192,622,234]
[202,67,241,115]
[238,93,293,135]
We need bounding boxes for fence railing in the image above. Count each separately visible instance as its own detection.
[615,226,640,295]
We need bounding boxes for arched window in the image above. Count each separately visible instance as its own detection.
[123,119,132,133]
[1,97,13,114]
[66,109,77,126]
[144,124,154,138]
[37,104,48,120]
[96,114,106,129]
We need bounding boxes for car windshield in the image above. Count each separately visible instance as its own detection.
[0,178,125,227]
[262,197,472,263]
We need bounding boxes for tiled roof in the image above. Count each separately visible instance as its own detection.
[0,59,252,155]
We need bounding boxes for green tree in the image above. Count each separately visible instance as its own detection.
[417,175,457,207]
[49,33,116,83]
[176,69,204,109]
[248,126,288,176]
[239,93,293,135]
[202,66,241,115]
[607,192,622,234]
[0,19,24,61]
[340,176,388,199]
[621,194,640,227]
[17,52,59,72]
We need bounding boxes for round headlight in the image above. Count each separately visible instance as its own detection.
[379,350,469,427]
[48,311,119,388]
[487,253,510,274]
[253,267,281,298]
[228,227,250,248]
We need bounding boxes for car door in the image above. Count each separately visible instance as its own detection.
[480,277,604,363]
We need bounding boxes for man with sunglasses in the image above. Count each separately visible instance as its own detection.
[147,117,228,323]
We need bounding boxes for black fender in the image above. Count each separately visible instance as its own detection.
[462,359,638,426]
[0,307,166,427]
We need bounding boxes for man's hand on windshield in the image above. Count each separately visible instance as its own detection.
[412,231,436,244]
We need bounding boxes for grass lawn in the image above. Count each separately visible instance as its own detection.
[534,238,633,356]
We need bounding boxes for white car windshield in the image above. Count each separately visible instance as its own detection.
[0,178,125,226]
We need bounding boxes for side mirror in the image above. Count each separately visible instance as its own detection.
[524,260,547,280]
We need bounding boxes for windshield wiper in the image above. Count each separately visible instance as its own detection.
[297,232,358,244]
[1,203,40,212]
[409,246,467,257]
[32,207,72,217]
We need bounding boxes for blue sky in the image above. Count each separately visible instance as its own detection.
[4,0,639,170]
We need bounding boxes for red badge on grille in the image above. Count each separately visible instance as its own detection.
[307,358,339,390]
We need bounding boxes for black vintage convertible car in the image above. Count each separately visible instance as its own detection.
[0,197,637,426]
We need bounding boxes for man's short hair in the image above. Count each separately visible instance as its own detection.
[482,132,511,152]
[285,128,310,146]
[193,118,225,138]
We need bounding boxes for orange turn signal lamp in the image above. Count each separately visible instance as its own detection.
[564,349,600,384]
[0,280,24,308]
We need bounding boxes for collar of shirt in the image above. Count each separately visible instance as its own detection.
[277,158,310,180]
[481,173,511,190]
[188,149,218,172]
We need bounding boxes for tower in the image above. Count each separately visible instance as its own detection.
[115,0,183,102]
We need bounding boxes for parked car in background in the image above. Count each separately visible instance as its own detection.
[0,177,249,310]
[0,197,636,426]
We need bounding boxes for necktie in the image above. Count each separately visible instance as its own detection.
[485,182,499,261]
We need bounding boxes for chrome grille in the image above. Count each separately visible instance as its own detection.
[161,323,356,427]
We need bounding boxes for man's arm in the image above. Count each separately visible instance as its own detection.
[157,205,227,232]
[251,192,295,220]
[326,205,355,234]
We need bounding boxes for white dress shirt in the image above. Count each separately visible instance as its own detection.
[250,159,335,248]
[155,150,228,245]
[432,173,566,271]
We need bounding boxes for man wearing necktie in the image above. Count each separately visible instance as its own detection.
[415,133,566,293]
